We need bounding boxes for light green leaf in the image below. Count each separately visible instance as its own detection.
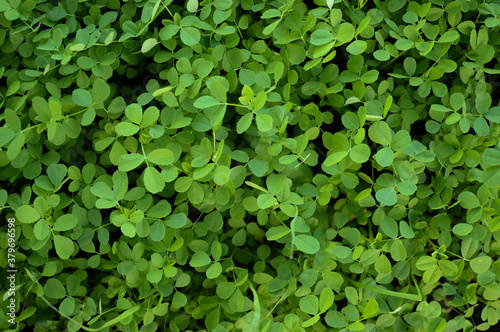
[368,121,392,145]
[363,298,379,319]
[294,234,320,254]
[53,214,78,232]
[72,89,92,107]
[375,188,397,206]
[16,206,41,224]
[180,27,201,46]
[165,213,187,228]
[44,278,66,299]
[53,235,74,260]
[470,256,492,274]
[144,166,165,193]
[325,151,348,166]
[190,251,211,267]
[118,153,145,172]
[147,149,174,165]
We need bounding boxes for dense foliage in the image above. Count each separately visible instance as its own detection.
[1,0,500,331]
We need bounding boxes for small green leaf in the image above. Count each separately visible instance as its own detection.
[115,122,140,136]
[319,287,334,313]
[180,27,201,46]
[294,234,320,254]
[190,251,211,267]
[257,193,277,209]
[44,278,66,299]
[346,40,367,55]
[368,121,392,145]
[375,188,397,206]
[325,151,348,166]
[194,95,220,108]
[141,38,158,53]
[299,294,319,315]
[147,149,174,165]
[452,223,473,236]
[118,154,145,172]
[165,213,187,228]
[144,166,165,193]
[53,214,78,232]
[310,29,335,45]
[16,206,41,224]
[363,298,379,319]
[470,256,492,274]
[72,89,92,107]
[53,235,74,260]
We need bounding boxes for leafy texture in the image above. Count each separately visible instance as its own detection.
[1,0,499,331]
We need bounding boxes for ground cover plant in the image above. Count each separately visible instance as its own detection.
[1,0,500,331]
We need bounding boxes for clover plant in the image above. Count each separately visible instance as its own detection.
[1,0,500,331]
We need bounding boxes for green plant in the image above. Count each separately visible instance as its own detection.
[1,0,500,331]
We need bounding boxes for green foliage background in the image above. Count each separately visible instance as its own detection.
[1,0,500,331]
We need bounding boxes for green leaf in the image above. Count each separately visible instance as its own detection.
[125,104,143,124]
[483,148,500,166]
[144,166,165,193]
[147,149,174,165]
[438,30,459,43]
[299,294,319,315]
[266,226,291,241]
[390,239,407,261]
[214,165,230,185]
[375,188,397,206]
[349,144,371,164]
[319,287,334,313]
[190,251,211,267]
[44,278,66,299]
[368,121,392,145]
[399,221,415,238]
[118,153,145,172]
[294,234,320,254]
[206,262,222,279]
[92,78,110,106]
[396,182,417,195]
[180,27,201,46]
[342,112,360,130]
[115,122,140,136]
[256,113,273,132]
[474,116,489,136]
[194,95,220,108]
[310,29,334,45]
[53,214,78,232]
[34,219,50,240]
[72,89,92,107]
[237,113,253,134]
[91,182,114,200]
[325,151,348,166]
[53,235,74,259]
[165,213,187,228]
[121,222,135,237]
[346,40,367,55]
[458,191,480,209]
[16,206,41,224]
[381,218,398,238]
[363,298,379,319]
[375,147,394,167]
[7,132,24,160]
[452,223,473,236]
[470,256,492,274]
[172,292,187,309]
[0,127,16,147]
[257,193,277,209]
[141,38,158,53]
[248,158,268,176]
